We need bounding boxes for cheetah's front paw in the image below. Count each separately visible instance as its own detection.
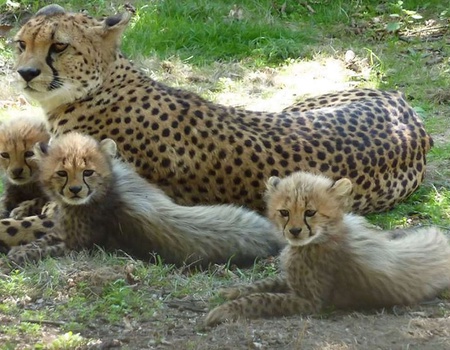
[10,206,30,220]
[41,202,58,217]
[204,304,241,327]
[9,199,44,219]
[7,245,39,265]
[218,287,243,300]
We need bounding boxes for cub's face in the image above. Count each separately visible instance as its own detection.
[0,117,50,185]
[13,5,130,111]
[265,172,353,246]
[37,133,116,206]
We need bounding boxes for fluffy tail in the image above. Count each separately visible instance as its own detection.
[113,161,284,267]
[342,215,450,307]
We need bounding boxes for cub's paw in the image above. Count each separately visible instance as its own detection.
[218,287,243,300]
[10,207,28,220]
[41,202,58,217]
[204,304,241,327]
[9,199,45,219]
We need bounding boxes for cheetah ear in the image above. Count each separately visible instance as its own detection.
[329,178,353,210]
[100,138,117,158]
[266,176,281,191]
[98,12,131,56]
[101,12,131,40]
[35,4,66,17]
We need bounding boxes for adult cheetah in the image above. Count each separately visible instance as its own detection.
[13,4,433,214]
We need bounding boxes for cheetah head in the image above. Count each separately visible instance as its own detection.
[35,132,117,205]
[264,172,353,246]
[0,116,50,185]
[14,4,131,112]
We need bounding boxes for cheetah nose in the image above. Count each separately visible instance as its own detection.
[289,228,302,237]
[69,186,82,194]
[11,168,23,177]
[17,67,41,82]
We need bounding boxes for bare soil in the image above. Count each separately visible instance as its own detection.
[2,259,450,350]
[83,298,450,350]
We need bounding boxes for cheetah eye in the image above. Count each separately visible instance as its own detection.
[24,151,34,158]
[0,152,9,159]
[83,170,94,177]
[304,209,317,217]
[16,40,26,52]
[56,170,67,177]
[50,43,69,54]
[278,209,289,217]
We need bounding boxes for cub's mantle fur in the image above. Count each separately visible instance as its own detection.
[205,171,450,325]
[20,132,283,266]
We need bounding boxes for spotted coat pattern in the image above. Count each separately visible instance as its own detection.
[13,5,433,215]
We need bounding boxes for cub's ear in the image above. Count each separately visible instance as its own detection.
[35,4,66,17]
[34,141,50,160]
[329,178,353,210]
[266,176,281,191]
[100,138,117,158]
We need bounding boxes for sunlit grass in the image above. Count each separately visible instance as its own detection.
[122,0,318,66]
[368,185,450,229]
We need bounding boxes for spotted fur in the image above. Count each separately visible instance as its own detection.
[205,172,450,326]
[12,5,433,215]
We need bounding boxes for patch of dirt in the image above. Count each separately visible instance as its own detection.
[1,255,449,349]
[83,301,450,350]
[4,288,450,349]
[138,53,372,113]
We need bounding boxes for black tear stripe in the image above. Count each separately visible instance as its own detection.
[83,176,91,196]
[46,23,63,91]
[24,157,32,175]
[304,200,313,236]
[282,212,290,234]
[305,216,312,236]
[59,177,68,196]
[46,51,62,90]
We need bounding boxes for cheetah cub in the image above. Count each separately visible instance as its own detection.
[0,116,50,219]
[7,132,283,266]
[205,171,450,326]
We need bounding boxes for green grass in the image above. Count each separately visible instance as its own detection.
[367,185,450,229]
[1,0,450,347]
[122,0,318,66]
[0,250,278,348]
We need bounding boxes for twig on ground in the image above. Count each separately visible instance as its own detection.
[20,319,66,326]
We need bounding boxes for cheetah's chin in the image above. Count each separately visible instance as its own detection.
[60,196,91,206]
[286,238,311,247]
[286,234,321,247]
[8,177,32,186]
